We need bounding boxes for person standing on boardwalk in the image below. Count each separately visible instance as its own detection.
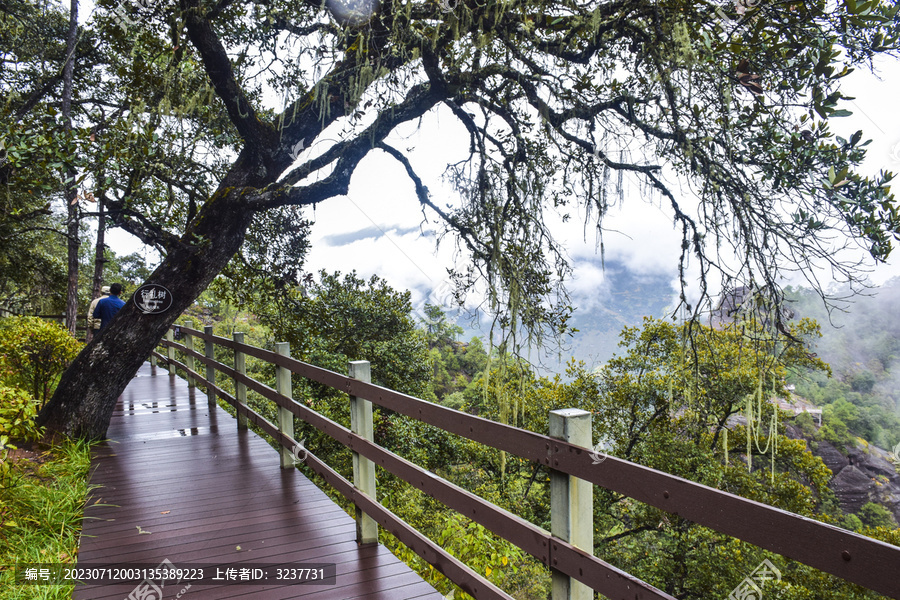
[86,285,110,342]
[93,283,126,331]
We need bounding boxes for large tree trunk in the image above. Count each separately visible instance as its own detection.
[86,196,106,344]
[37,186,257,439]
[64,196,80,334]
[62,0,79,334]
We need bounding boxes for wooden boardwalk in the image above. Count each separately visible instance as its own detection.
[74,362,443,600]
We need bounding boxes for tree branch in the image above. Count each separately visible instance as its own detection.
[181,0,275,151]
[377,141,483,251]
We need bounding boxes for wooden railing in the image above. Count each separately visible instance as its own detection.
[154,323,900,600]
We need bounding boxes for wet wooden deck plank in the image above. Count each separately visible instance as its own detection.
[73,362,443,600]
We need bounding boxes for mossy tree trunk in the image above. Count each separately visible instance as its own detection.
[37,185,257,439]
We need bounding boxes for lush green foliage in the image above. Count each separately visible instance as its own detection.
[257,270,433,396]
[429,513,524,590]
[0,439,94,600]
[98,251,154,294]
[375,313,898,599]
[420,304,489,403]
[0,385,41,443]
[591,317,827,463]
[858,502,898,529]
[0,0,105,317]
[0,209,68,315]
[0,317,81,407]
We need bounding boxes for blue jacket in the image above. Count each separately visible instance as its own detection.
[93,295,126,330]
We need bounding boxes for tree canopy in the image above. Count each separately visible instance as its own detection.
[4,0,895,438]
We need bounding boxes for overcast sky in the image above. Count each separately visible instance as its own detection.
[108,44,900,334]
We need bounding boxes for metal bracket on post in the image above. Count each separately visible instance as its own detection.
[549,408,594,600]
[166,328,176,376]
[204,326,215,409]
[276,342,294,469]
[184,320,195,388]
[349,360,378,545]
[234,332,247,430]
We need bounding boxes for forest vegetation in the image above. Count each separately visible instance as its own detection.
[785,282,900,452]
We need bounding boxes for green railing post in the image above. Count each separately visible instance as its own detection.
[276,342,294,469]
[349,360,378,545]
[234,332,247,430]
[184,319,195,388]
[166,328,175,376]
[550,408,593,600]
[204,326,215,408]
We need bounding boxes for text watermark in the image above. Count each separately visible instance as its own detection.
[291,439,308,465]
[111,0,164,31]
[13,562,336,587]
[726,558,782,599]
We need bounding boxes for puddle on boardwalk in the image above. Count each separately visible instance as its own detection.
[127,426,218,441]
[119,401,196,415]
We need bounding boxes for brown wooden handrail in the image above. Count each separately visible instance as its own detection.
[156,325,900,600]
[156,351,527,600]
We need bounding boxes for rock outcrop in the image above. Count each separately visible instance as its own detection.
[786,424,900,523]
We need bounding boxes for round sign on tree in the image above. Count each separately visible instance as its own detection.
[133,284,174,315]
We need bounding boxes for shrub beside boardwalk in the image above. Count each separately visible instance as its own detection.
[0,316,89,600]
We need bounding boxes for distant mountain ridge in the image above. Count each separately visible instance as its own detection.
[565,264,677,368]
[431,259,678,371]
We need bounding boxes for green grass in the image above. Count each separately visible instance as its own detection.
[0,438,95,600]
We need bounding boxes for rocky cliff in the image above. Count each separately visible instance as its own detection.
[785,424,900,523]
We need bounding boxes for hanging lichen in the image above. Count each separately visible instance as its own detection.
[723,427,729,466]
[671,19,696,66]
[732,288,782,478]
